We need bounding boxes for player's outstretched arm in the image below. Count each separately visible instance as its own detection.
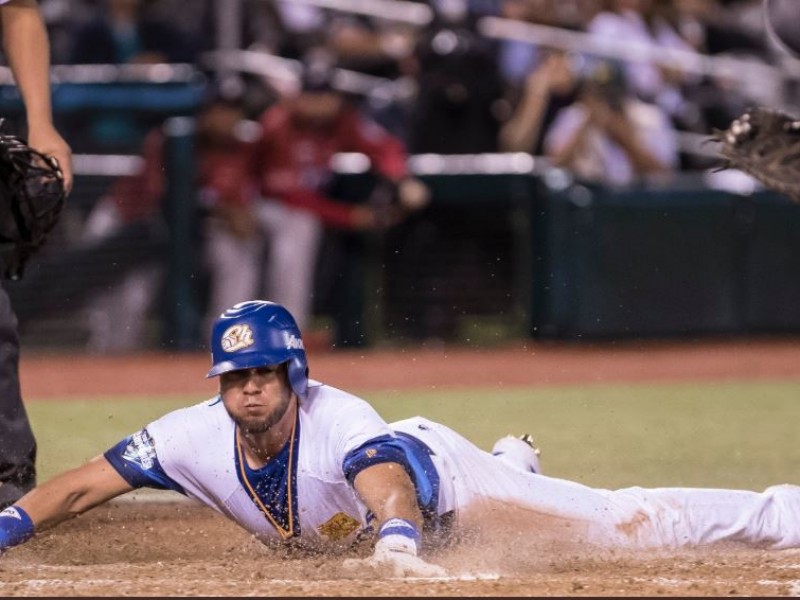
[0,456,134,555]
[344,462,447,578]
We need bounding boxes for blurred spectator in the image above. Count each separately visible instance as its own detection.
[496,0,541,87]
[542,60,678,185]
[320,0,499,78]
[499,48,580,154]
[587,0,697,123]
[721,0,770,50]
[67,0,198,64]
[407,19,506,153]
[237,3,426,141]
[204,50,427,334]
[38,0,95,62]
[495,0,601,86]
[668,0,772,166]
[325,15,418,79]
[672,0,765,56]
[265,0,328,58]
[64,0,200,151]
[565,0,605,28]
[497,0,563,85]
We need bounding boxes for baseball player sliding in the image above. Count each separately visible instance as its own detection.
[1,301,799,577]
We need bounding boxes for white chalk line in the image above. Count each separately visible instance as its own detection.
[0,573,501,590]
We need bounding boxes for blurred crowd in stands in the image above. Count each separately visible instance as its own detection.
[4,0,798,351]
[31,0,796,169]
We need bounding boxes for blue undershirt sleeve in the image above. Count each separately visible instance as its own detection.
[104,429,185,494]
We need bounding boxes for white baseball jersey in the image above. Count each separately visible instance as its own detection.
[107,381,404,548]
[106,381,800,552]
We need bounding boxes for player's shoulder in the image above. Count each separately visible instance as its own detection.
[303,379,367,404]
[147,396,231,439]
[299,380,393,460]
[302,380,377,416]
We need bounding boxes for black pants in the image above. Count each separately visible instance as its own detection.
[0,283,35,508]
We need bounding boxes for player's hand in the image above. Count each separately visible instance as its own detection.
[27,123,73,195]
[350,205,379,231]
[530,51,575,96]
[222,204,258,240]
[396,177,430,212]
[342,545,447,578]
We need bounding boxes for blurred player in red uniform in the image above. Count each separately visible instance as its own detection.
[204,50,428,333]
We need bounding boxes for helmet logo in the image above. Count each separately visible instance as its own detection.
[285,334,304,350]
[221,324,254,353]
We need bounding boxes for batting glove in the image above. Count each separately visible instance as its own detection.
[342,518,447,578]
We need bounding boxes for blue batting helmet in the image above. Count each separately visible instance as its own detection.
[207,301,308,398]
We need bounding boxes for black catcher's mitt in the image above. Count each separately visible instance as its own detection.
[711,107,800,203]
[0,129,66,280]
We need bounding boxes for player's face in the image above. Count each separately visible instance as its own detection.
[198,103,244,142]
[220,365,294,434]
[292,91,344,125]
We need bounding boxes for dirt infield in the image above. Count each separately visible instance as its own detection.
[2,500,799,597]
[6,337,800,596]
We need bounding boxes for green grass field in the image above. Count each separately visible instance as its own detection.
[27,379,800,490]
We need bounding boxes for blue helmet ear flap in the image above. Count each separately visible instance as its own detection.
[287,357,309,399]
[208,301,309,398]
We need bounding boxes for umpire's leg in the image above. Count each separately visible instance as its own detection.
[0,283,35,509]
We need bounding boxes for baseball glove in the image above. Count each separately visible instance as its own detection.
[710,107,800,203]
[0,128,66,280]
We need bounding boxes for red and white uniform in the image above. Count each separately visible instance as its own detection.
[255,103,407,228]
[204,102,409,330]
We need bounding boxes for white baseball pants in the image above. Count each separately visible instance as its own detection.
[393,417,800,550]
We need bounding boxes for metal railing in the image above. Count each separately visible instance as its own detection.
[479,16,800,81]
[199,49,417,103]
[0,63,201,85]
[283,0,434,26]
